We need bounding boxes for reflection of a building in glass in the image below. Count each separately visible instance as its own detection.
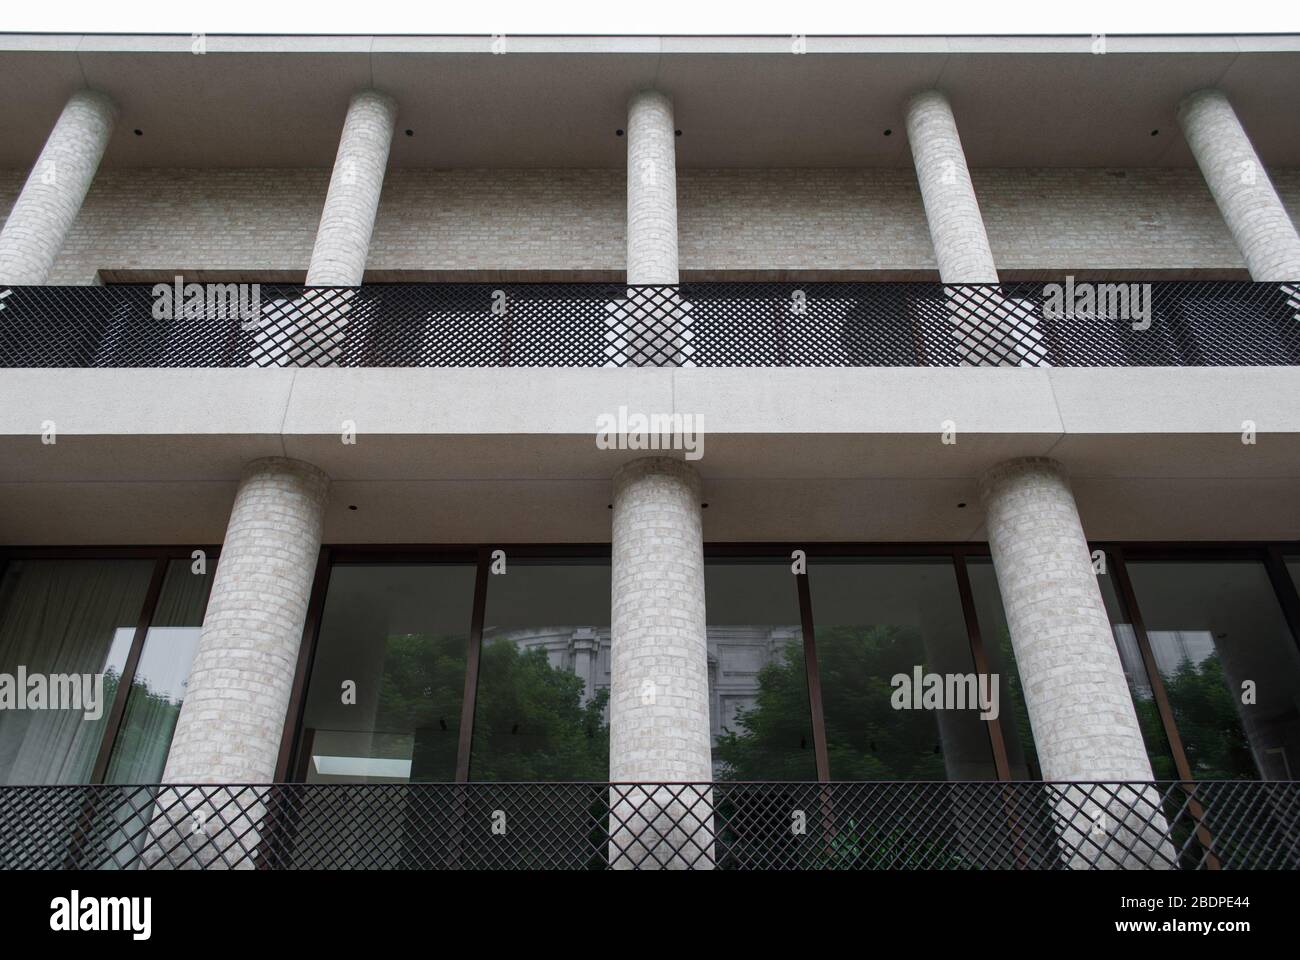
[483,624,799,774]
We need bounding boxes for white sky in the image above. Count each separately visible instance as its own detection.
[1,0,1295,37]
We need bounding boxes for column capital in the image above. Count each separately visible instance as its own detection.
[978,456,1066,499]
[905,87,950,114]
[347,87,398,119]
[66,87,120,122]
[628,88,673,113]
[241,455,331,492]
[1176,86,1229,117]
[613,455,700,497]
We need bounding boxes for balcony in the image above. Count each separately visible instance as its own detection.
[1,281,1298,368]
[1,780,1296,870]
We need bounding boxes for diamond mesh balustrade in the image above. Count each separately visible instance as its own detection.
[0,781,1295,870]
[1,281,1297,367]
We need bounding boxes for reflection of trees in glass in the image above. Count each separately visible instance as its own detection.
[367,633,469,781]
[716,626,949,780]
[1134,653,1256,781]
[713,639,814,780]
[470,640,609,781]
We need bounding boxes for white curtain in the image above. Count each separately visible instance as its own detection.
[0,559,154,785]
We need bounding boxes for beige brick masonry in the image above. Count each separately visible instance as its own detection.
[1179,89,1300,281]
[0,90,116,285]
[162,457,329,784]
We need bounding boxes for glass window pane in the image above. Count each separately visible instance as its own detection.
[1126,560,1300,781]
[300,564,476,783]
[471,559,611,781]
[105,558,215,784]
[965,559,1039,779]
[706,560,815,781]
[810,559,996,780]
[0,558,154,784]
[1097,570,1179,779]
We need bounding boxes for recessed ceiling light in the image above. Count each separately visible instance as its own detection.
[133,129,143,136]
[883,128,893,136]
[615,129,625,137]
[675,129,682,136]
[1150,129,1160,136]
[405,129,414,137]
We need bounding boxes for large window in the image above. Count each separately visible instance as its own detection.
[0,551,214,786]
[104,559,215,783]
[470,559,610,781]
[1123,559,1300,780]
[289,544,1300,786]
[706,559,815,780]
[298,563,476,783]
[810,558,998,781]
[966,559,1039,780]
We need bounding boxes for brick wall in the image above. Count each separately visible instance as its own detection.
[1,165,1297,283]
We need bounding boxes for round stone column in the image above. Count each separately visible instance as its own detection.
[163,457,329,783]
[1178,89,1300,281]
[905,89,998,285]
[905,90,1035,366]
[0,90,117,285]
[980,457,1170,869]
[306,89,397,286]
[625,90,679,285]
[608,457,713,868]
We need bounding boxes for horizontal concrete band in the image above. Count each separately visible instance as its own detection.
[1,366,1298,479]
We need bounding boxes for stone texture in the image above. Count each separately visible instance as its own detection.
[1178,89,1300,281]
[162,457,329,784]
[906,89,998,283]
[307,90,397,286]
[5,166,1298,284]
[626,91,679,285]
[0,90,116,285]
[609,457,711,783]
[979,457,1152,782]
[608,457,713,869]
[981,457,1170,868]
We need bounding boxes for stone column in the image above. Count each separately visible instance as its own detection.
[1178,89,1300,281]
[307,89,398,286]
[287,90,397,366]
[615,91,689,367]
[151,458,328,868]
[980,457,1170,869]
[905,90,1038,365]
[626,90,679,285]
[0,90,117,284]
[905,90,997,285]
[608,457,713,868]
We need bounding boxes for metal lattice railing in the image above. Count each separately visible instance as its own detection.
[0,281,1297,368]
[0,781,1296,870]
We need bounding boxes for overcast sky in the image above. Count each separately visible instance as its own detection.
[1,0,1294,37]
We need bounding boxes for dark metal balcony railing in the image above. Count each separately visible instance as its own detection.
[1,281,1297,368]
[1,781,1296,870]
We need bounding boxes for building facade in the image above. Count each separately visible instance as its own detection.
[1,33,1299,870]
